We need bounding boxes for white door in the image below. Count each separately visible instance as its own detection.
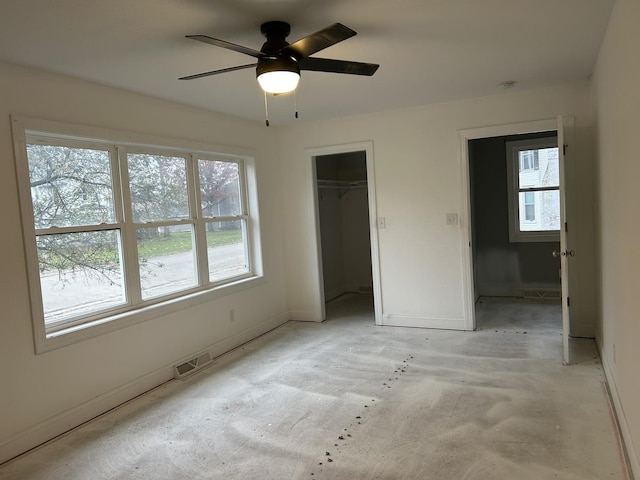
[556,116,574,365]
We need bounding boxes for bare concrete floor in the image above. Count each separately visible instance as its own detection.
[0,295,630,479]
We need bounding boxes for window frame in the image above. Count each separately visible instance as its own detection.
[12,116,264,353]
[506,136,560,243]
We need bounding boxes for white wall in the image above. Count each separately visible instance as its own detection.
[317,186,372,302]
[318,188,346,300]
[591,0,640,473]
[278,83,595,334]
[341,187,373,293]
[0,62,288,462]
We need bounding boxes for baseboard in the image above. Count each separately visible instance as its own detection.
[599,340,639,479]
[476,286,525,298]
[288,310,322,322]
[476,286,561,299]
[344,284,373,294]
[0,366,172,465]
[381,313,467,330]
[205,311,289,361]
[324,287,346,302]
[0,310,290,465]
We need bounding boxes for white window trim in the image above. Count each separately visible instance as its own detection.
[506,136,560,243]
[11,115,264,353]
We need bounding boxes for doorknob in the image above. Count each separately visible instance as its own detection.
[552,250,575,257]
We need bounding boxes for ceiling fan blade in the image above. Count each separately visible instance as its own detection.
[285,23,356,59]
[186,35,264,59]
[179,63,256,80]
[299,57,380,76]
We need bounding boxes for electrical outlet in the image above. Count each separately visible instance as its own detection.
[377,217,386,229]
[229,309,235,322]
[446,213,458,226]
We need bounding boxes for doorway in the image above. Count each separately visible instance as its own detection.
[459,117,574,363]
[315,151,372,302]
[307,142,382,325]
[468,130,562,332]
[468,131,561,312]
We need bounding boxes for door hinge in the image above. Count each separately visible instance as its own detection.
[567,297,571,307]
[565,222,568,232]
[563,144,568,156]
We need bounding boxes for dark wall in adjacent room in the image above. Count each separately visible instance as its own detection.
[469,132,561,297]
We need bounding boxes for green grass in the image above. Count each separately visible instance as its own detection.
[138,229,242,257]
[39,229,242,273]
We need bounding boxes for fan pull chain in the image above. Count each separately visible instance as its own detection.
[264,91,270,127]
[294,90,299,119]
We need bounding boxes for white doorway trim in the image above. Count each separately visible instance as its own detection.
[305,141,382,325]
[458,118,558,330]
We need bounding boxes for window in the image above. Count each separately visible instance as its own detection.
[519,150,539,171]
[523,191,536,221]
[506,136,560,242]
[12,117,261,351]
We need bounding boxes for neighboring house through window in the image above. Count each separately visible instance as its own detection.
[520,150,539,171]
[506,136,560,242]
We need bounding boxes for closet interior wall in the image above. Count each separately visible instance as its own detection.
[316,152,373,302]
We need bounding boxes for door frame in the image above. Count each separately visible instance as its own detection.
[458,118,564,331]
[306,141,382,325]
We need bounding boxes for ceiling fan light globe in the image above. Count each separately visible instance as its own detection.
[257,71,300,94]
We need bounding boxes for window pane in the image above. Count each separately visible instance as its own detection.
[206,220,248,282]
[128,153,189,223]
[37,230,126,324]
[199,160,242,217]
[518,147,559,189]
[26,144,115,229]
[519,190,560,231]
[137,225,197,299]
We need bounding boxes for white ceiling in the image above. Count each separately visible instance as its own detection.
[0,0,615,126]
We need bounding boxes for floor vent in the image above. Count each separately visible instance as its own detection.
[523,289,561,300]
[174,351,212,380]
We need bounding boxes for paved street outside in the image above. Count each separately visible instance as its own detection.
[40,243,246,323]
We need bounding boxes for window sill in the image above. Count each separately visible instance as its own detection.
[36,275,265,354]
[509,232,560,243]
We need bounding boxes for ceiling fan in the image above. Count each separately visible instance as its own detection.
[179,21,380,96]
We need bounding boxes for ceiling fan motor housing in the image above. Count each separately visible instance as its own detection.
[256,55,300,78]
[257,21,300,78]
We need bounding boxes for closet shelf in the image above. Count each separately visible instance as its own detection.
[317,179,367,198]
